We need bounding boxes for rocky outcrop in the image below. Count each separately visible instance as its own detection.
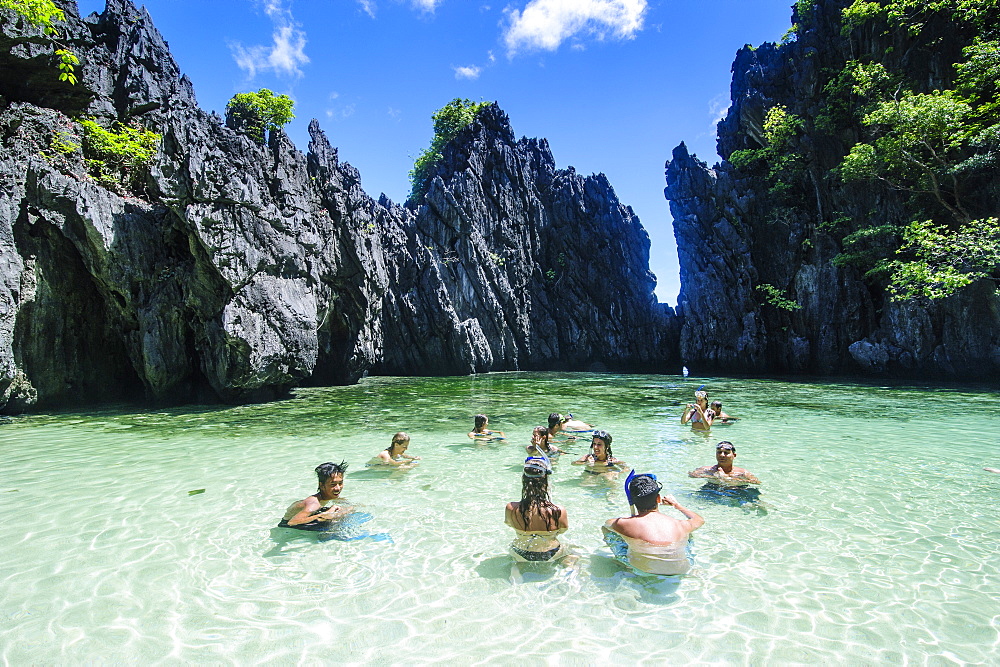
[665,0,1000,379]
[0,0,677,412]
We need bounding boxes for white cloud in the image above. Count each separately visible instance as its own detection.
[503,0,647,55]
[230,0,310,79]
[454,65,482,80]
[358,0,376,18]
[708,93,730,127]
[412,0,441,11]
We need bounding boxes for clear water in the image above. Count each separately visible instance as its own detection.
[2,373,998,664]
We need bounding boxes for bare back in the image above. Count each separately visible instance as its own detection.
[611,511,694,545]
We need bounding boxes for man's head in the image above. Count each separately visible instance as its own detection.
[548,413,565,429]
[315,460,348,497]
[715,441,736,464]
[710,400,723,412]
[627,473,662,511]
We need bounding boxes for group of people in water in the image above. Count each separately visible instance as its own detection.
[280,393,761,577]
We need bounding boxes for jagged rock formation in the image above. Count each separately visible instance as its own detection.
[0,0,677,412]
[665,0,1000,379]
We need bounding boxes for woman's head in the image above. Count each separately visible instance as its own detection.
[388,432,410,453]
[531,426,549,445]
[694,390,708,406]
[591,430,613,460]
[474,414,488,431]
[519,459,559,529]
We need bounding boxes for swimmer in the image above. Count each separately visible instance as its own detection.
[688,441,760,486]
[468,414,506,439]
[681,390,713,431]
[572,430,626,477]
[370,432,421,467]
[561,413,594,431]
[527,425,568,458]
[602,472,704,575]
[505,457,569,562]
[709,400,739,423]
[278,461,354,530]
[547,413,567,439]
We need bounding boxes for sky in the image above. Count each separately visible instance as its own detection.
[75,0,796,305]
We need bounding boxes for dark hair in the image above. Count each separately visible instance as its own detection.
[710,401,723,411]
[519,474,561,531]
[716,440,736,453]
[548,413,563,428]
[474,414,488,431]
[315,461,348,485]
[591,430,614,461]
[628,474,662,511]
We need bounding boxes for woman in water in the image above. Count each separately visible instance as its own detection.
[504,457,569,562]
[468,414,505,440]
[572,430,625,478]
[527,425,568,458]
[681,390,714,431]
[370,432,421,466]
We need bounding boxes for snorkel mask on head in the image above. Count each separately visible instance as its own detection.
[624,470,661,515]
[523,453,553,478]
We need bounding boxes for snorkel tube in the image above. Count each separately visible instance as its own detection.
[624,469,637,516]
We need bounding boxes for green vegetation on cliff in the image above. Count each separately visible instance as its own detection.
[409,98,490,200]
[225,89,295,143]
[731,0,1000,301]
[1,0,79,84]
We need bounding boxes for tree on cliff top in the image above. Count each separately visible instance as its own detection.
[225,89,295,143]
[409,98,491,201]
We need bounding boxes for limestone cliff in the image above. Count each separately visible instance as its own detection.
[0,0,677,412]
[665,0,1000,379]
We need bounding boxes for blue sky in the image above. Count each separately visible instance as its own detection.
[76,0,795,304]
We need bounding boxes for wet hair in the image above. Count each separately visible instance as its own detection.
[519,474,561,531]
[387,431,410,454]
[591,430,614,461]
[548,413,563,429]
[710,401,723,412]
[474,414,488,431]
[716,440,736,453]
[628,474,662,511]
[315,461,348,485]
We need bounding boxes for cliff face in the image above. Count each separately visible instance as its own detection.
[0,0,677,412]
[666,0,1000,379]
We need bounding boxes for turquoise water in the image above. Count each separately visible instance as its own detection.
[1,373,998,663]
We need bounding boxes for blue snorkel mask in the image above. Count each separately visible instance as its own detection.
[524,454,552,478]
[624,469,637,506]
[625,470,660,515]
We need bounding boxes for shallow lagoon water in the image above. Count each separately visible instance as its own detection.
[2,372,999,664]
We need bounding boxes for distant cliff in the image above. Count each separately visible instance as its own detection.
[0,0,678,412]
[666,0,1000,378]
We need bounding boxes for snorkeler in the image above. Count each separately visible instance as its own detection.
[572,430,625,476]
[505,456,570,562]
[681,390,713,431]
[468,414,506,439]
[278,461,354,530]
[527,425,568,458]
[370,432,421,466]
[602,472,704,575]
[560,413,593,431]
[688,441,760,485]
[709,400,739,423]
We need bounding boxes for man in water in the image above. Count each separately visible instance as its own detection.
[279,461,353,530]
[688,441,760,486]
[603,473,704,575]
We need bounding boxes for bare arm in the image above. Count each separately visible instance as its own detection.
[661,495,704,531]
[286,497,349,526]
[572,454,593,465]
[688,465,718,479]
